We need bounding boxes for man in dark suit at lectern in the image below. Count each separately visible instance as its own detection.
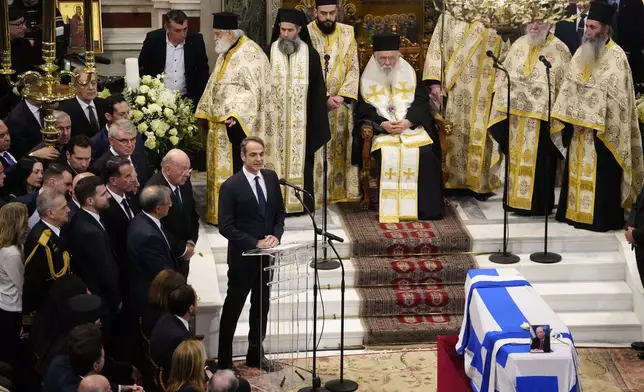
[216,136,285,372]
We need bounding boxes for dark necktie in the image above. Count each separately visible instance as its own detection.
[577,13,587,40]
[87,105,100,134]
[98,217,107,231]
[173,187,182,205]
[37,108,44,126]
[255,176,267,216]
[121,199,133,219]
[2,152,16,167]
[539,339,544,350]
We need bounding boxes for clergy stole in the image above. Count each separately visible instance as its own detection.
[488,34,571,210]
[551,40,644,224]
[308,22,361,206]
[423,13,506,193]
[268,43,309,214]
[361,57,433,223]
[195,36,271,224]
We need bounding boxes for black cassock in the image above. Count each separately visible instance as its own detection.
[266,44,331,213]
[489,119,561,216]
[352,82,444,220]
[556,125,624,232]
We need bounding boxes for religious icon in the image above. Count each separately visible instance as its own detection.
[529,324,552,353]
[58,0,104,53]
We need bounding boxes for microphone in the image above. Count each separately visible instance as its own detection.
[538,55,552,69]
[323,54,330,75]
[486,50,500,64]
[316,228,345,243]
[324,54,330,62]
[279,178,307,194]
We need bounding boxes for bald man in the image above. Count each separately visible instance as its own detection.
[69,171,95,224]
[146,149,199,278]
[78,375,111,392]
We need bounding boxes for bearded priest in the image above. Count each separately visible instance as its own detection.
[195,12,271,225]
[307,0,360,207]
[552,0,644,232]
[354,34,444,223]
[488,19,572,216]
[265,8,331,214]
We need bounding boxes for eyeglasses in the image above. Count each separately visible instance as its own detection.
[9,21,26,27]
[112,137,136,145]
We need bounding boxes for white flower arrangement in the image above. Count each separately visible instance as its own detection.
[124,74,200,158]
[520,322,569,346]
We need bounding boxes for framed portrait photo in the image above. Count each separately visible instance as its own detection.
[529,324,552,353]
[57,0,104,53]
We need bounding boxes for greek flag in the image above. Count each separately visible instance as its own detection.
[456,269,581,392]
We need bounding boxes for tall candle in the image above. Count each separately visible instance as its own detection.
[125,57,140,91]
[42,0,55,45]
[83,0,93,51]
[0,0,9,58]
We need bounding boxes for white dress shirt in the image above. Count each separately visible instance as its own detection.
[174,315,190,332]
[76,96,98,124]
[164,35,187,96]
[109,146,133,164]
[107,186,131,219]
[41,219,62,237]
[81,208,105,230]
[72,198,81,209]
[25,99,42,127]
[162,172,182,203]
[143,212,171,248]
[243,166,267,203]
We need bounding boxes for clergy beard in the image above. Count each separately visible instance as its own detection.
[579,34,606,69]
[378,61,401,85]
[215,38,233,54]
[278,36,302,56]
[316,18,336,35]
[526,29,548,46]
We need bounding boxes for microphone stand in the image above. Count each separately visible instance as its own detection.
[313,54,340,271]
[530,57,562,264]
[293,189,329,392]
[487,51,520,265]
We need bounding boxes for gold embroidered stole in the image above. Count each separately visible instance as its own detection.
[269,43,309,214]
[360,57,432,223]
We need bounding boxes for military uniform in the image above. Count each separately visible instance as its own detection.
[22,220,71,325]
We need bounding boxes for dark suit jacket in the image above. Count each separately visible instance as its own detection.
[57,97,107,138]
[90,125,146,162]
[66,199,80,225]
[22,220,70,313]
[0,151,21,199]
[92,150,152,189]
[43,354,128,392]
[555,4,581,54]
[150,313,192,375]
[138,29,210,105]
[126,213,179,312]
[145,172,199,257]
[218,169,285,267]
[530,337,551,352]
[12,190,38,216]
[5,100,43,160]
[69,209,121,313]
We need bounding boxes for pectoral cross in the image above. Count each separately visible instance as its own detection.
[403,168,415,180]
[365,85,385,103]
[395,81,414,101]
[385,168,396,180]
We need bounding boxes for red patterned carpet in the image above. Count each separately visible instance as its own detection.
[338,202,474,345]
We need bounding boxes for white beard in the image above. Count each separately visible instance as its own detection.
[378,61,402,86]
[526,30,548,46]
[277,36,302,56]
[578,35,605,70]
[214,38,233,54]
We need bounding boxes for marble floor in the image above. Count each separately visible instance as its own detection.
[187,181,644,357]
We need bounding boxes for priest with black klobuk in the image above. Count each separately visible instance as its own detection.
[353,34,444,223]
[264,8,331,214]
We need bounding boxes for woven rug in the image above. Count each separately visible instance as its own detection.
[233,347,642,392]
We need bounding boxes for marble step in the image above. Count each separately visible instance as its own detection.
[229,310,641,355]
[231,280,633,322]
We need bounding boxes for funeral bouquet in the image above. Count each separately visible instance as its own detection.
[124,74,199,158]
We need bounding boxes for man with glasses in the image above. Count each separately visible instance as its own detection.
[91,94,146,162]
[91,119,152,190]
[58,67,107,138]
[146,149,199,278]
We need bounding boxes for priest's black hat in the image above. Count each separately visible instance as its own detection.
[373,34,400,51]
[316,0,338,6]
[68,294,103,325]
[212,12,238,30]
[270,8,313,45]
[587,0,614,25]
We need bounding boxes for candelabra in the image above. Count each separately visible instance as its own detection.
[0,0,97,146]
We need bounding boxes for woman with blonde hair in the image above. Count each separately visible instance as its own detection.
[0,203,28,368]
[165,339,207,392]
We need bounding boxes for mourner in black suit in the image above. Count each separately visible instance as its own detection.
[91,119,152,186]
[150,285,196,376]
[217,137,285,371]
[146,149,199,278]
[56,68,107,138]
[20,110,72,169]
[4,99,43,160]
[0,120,21,199]
[22,189,71,319]
[91,94,146,162]
[138,10,209,106]
[555,2,588,54]
[127,185,179,315]
[69,176,122,345]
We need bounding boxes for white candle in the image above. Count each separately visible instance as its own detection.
[125,58,140,91]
